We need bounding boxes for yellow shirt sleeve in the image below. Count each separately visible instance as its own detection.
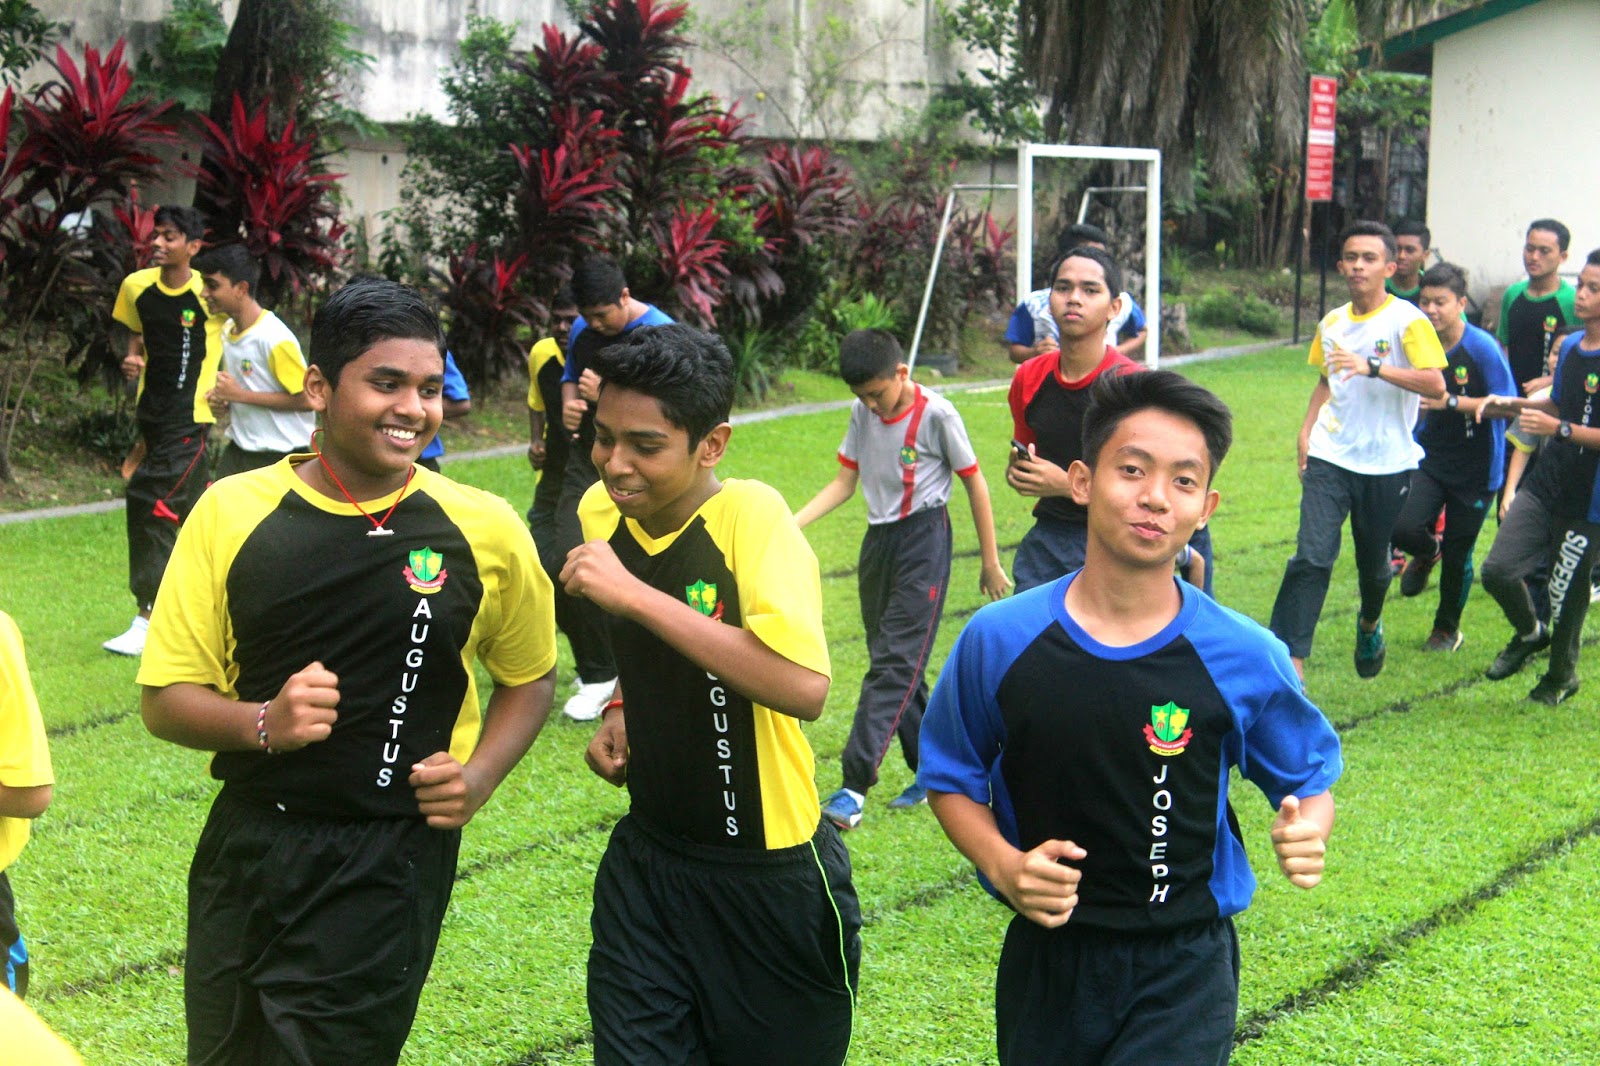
[527,339,561,412]
[268,337,308,395]
[137,489,236,695]
[112,272,144,333]
[1401,316,1448,369]
[0,611,52,872]
[723,482,831,681]
[1306,323,1326,368]
[471,496,559,688]
[0,989,84,1064]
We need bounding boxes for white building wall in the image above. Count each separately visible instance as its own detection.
[1426,0,1600,308]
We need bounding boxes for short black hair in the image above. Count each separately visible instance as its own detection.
[1081,369,1233,484]
[553,281,576,310]
[309,278,445,385]
[153,204,206,241]
[838,329,904,386]
[1419,261,1467,299]
[1048,245,1123,297]
[1057,222,1110,252]
[1339,221,1397,261]
[1529,218,1571,251]
[192,243,261,293]
[1392,219,1431,248]
[592,324,733,446]
[571,255,627,308]
[1586,248,1600,269]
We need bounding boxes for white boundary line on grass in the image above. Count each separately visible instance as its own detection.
[0,339,1288,527]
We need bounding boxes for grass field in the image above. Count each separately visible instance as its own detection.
[8,346,1600,1064]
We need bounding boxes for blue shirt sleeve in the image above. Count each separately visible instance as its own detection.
[1550,333,1581,405]
[1119,296,1147,342]
[441,352,469,402]
[560,318,590,385]
[1003,303,1035,347]
[1466,328,1516,398]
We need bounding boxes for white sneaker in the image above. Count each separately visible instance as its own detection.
[563,678,618,721]
[102,615,149,656]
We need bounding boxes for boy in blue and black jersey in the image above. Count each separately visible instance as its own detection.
[920,370,1340,1066]
[1480,249,1600,705]
[564,324,859,1066]
[1392,263,1516,651]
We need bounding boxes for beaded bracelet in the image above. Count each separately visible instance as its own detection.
[256,702,273,754]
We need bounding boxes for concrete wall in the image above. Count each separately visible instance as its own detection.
[26,0,1006,240]
[1426,0,1600,307]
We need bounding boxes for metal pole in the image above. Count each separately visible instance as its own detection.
[1316,202,1329,321]
[1017,144,1034,311]
[907,191,958,374]
[1144,157,1160,367]
[1292,197,1306,344]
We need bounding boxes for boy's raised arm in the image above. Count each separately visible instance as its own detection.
[794,466,858,528]
[958,469,1010,599]
[561,541,829,720]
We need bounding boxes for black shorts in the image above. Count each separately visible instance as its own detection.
[996,916,1239,1066]
[588,814,861,1066]
[185,790,460,1066]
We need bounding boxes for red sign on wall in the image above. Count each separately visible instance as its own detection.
[1306,75,1338,202]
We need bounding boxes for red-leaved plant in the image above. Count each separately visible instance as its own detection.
[438,245,544,388]
[190,93,348,307]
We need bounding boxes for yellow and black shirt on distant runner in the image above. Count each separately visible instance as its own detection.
[579,478,831,851]
[138,459,558,819]
[112,267,225,428]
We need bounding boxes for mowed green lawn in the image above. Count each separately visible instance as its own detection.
[7,347,1600,1064]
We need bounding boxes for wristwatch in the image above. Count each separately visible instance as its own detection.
[1446,394,1459,411]
[1559,420,1573,441]
[1367,356,1383,378]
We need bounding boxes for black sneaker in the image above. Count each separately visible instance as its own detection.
[1354,620,1386,679]
[1423,628,1463,652]
[1485,626,1549,680]
[1400,546,1441,598]
[1528,672,1579,706]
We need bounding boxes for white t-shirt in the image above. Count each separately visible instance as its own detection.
[221,310,314,454]
[1306,296,1447,475]
[837,385,979,525]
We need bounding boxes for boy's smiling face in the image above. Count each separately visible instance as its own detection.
[1070,407,1218,571]
[303,337,444,495]
[200,271,247,319]
[151,223,200,270]
[592,384,728,537]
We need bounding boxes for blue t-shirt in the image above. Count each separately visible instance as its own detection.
[560,304,674,385]
[1416,323,1516,493]
[1004,289,1146,348]
[1539,333,1600,522]
[919,574,1342,932]
[419,351,470,462]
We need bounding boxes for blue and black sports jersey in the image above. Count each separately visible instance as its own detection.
[1416,323,1516,492]
[919,575,1342,933]
[1535,334,1600,522]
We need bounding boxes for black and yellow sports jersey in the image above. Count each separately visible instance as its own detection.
[579,478,830,851]
[112,267,225,427]
[138,459,558,819]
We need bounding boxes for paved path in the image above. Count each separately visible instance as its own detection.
[0,338,1289,527]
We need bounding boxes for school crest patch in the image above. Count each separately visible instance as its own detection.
[181,309,196,327]
[899,445,917,466]
[1587,373,1598,396]
[240,358,254,376]
[404,547,448,595]
[1143,701,1193,757]
[1373,339,1391,358]
[1544,315,1559,333]
[1453,365,1469,384]
[686,579,724,621]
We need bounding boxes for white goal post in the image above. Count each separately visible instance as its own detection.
[1016,144,1162,367]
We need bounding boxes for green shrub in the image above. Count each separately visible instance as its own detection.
[1188,289,1238,329]
[1237,292,1283,336]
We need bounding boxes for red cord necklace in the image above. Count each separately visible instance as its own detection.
[311,429,413,537]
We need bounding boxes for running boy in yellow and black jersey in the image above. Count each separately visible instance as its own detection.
[104,205,226,657]
[138,279,559,1064]
[562,324,860,1065]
